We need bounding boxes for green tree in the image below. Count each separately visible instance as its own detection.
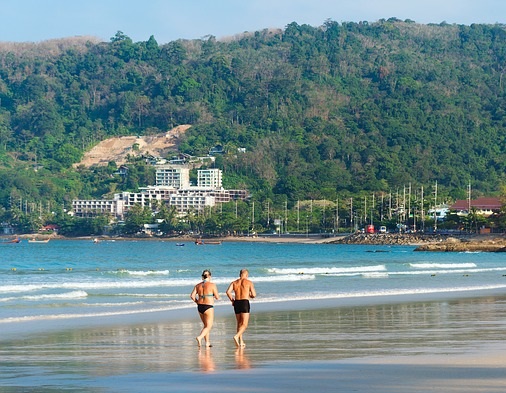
[123,204,153,235]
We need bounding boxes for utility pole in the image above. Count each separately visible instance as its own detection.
[433,181,438,232]
[408,183,411,231]
[251,201,255,234]
[350,197,353,233]
[467,183,472,212]
[284,200,288,234]
[297,200,300,232]
[335,197,339,233]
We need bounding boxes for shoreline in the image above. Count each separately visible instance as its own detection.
[5,231,506,250]
[4,285,506,341]
[2,292,506,392]
[6,231,505,245]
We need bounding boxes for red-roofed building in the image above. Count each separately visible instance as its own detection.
[39,224,59,233]
[449,197,503,217]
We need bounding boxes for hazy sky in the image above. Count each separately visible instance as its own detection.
[1,0,505,44]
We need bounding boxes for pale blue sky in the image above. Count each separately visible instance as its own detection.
[1,0,505,44]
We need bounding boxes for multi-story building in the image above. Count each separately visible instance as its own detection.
[72,166,248,219]
[114,191,162,209]
[155,165,190,188]
[72,198,126,218]
[197,168,222,188]
[168,193,216,214]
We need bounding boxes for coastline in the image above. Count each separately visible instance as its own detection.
[3,231,506,391]
[5,232,506,250]
[2,292,506,392]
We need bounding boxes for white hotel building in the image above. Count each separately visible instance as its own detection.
[72,166,248,218]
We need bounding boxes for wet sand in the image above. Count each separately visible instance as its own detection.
[86,353,506,393]
[1,294,506,392]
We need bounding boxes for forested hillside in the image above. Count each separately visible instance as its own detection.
[1,18,506,225]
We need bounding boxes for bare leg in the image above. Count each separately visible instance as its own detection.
[196,309,214,347]
[233,313,241,346]
[233,313,249,347]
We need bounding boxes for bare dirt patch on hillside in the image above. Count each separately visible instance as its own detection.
[75,125,191,167]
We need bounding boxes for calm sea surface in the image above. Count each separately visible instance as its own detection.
[1,239,506,328]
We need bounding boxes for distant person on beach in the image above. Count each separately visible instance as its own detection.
[190,269,220,348]
[226,269,256,347]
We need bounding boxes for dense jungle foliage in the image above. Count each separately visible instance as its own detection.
[1,18,506,234]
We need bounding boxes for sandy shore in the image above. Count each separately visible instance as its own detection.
[88,352,506,393]
[10,232,504,249]
[2,294,506,392]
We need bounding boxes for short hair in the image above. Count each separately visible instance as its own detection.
[239,269,248,276]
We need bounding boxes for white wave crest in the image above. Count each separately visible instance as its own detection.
[0,290,88,302]
[114,269,170,276]
[256,284,506,303]
[267,265,386,275]
[409,263,477,269]
[362,272,389,278]
[391,267,506,276]
[254,274,315,282]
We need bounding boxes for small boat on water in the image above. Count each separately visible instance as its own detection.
[28,238,50,243]
[2,237,20,244]
[203,240,222,245]
[194,239,222,245]
[176,243,185,247]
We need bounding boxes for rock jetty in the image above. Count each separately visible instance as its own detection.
[328,233,451,246]
[327,233,506,252]
[414,237,506,252]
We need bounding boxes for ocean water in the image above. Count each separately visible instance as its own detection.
[1,239,506,330]
[2,239,506,391]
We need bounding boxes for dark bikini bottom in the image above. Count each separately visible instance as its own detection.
[198,304,214,314]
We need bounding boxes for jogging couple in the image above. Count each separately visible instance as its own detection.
[190,269,256,348]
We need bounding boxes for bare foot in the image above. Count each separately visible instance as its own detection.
[196,337,202,347]
[233,335,240,347]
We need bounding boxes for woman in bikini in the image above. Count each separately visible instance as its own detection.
[190,269,220,348]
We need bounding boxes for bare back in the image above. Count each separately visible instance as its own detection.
[226,274,256,301]
[191,280,219,305]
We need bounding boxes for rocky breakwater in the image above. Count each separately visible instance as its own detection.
[328,233,450,246]
[328,232,506,252]
[414,236,506,252]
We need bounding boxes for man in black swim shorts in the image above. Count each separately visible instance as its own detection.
[226,269,256,347]
[233,299,250,314]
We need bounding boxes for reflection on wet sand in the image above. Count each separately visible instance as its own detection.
[235,347,251,369]
[198,348,215,372]
[2,295,506,381]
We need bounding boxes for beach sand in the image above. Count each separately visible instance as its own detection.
[1,295,505,392]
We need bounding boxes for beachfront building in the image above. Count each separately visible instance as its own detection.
[72,166,248,219]
[449,197,502,217]
[72,198,126,218]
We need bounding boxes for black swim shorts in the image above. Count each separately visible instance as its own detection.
[233,299,250,314]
